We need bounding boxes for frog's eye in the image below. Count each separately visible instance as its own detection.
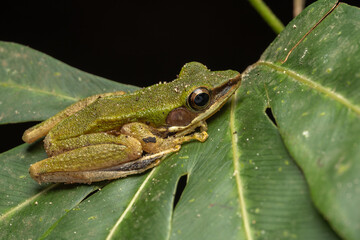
[188,87,211,111]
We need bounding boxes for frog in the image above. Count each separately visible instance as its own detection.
[22,62,241,184]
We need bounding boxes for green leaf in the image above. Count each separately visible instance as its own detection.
[242,0,360,239]
[0,0,358,239]
[0,143,101,240]
[0,42,138,124]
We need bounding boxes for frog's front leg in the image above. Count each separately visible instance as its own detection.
[121,122,208,154]
[30,132,143,184]
[174,121,208,138]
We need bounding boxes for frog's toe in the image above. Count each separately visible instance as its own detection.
[29,164,42,184]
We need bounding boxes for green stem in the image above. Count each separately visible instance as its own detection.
[248,0,285,34]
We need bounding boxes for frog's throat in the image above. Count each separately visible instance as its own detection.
[168,73,241,133]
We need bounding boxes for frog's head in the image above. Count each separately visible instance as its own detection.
[167,62,241,131]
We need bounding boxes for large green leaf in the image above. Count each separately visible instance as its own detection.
[0,143,101,239]
[0,42,138,124]
[244,0,360,239]
[0,0,358,239]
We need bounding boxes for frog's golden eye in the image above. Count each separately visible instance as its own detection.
[188,87,211,111]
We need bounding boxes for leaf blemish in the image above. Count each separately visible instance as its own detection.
[302,130,310,138]
[265,107,277,126]
[173,174,188,210]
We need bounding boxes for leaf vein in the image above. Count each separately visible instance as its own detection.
[259,61,360,115]
[0,184,58,222]
[0,81,78,102]
[106,170,156,240]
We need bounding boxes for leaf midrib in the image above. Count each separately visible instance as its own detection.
[0,81,78,102]
[230,93,253,240]
[106,169,156,240]
[259,61,360,115]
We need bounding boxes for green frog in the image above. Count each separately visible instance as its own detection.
[22,62,241,184]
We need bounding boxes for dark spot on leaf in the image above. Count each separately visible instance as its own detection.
[317,158,324,167]
[80,186,102,203]
[265,107,277,126]
[173,174,188,210]
[142,137,156,143]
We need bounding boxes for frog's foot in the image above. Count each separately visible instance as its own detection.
[173,131,208,145]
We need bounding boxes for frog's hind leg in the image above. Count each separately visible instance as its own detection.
[31,145,180,184]
[22,91,126,143]
[30,132,143,184]
[103,145,181,172]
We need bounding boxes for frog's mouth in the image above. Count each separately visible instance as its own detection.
[167,73,241,132]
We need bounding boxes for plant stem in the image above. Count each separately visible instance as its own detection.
[248,0,285,34]
[293,0,305,17]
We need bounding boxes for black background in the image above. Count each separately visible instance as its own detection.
[0,1,297,87]
[1,0,359,153]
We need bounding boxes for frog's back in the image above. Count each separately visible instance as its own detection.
[48,61,233,141]
[49,83,184,140]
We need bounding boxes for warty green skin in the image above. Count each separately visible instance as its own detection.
[49,62,240,141]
